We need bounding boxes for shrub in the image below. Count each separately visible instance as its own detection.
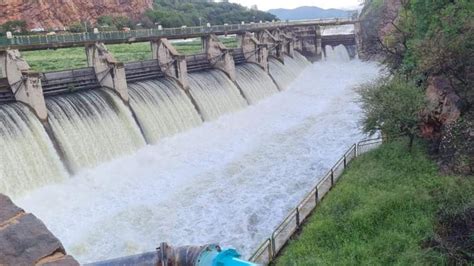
[358,77,425,148]
[68,22,86,33]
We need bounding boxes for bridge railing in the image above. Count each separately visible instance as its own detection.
[249,138,382,264]
[0,18,357,48]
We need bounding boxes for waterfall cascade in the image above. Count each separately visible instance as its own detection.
[0,103,66,197]
[324,45,351,62]
[269,52,310,90]
[46,89,146,172]
[235,63,279,104]
[128,78,202,144]
[0,50,312,197]
[188,70,248,121]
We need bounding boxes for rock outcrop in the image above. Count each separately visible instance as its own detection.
[421,76,462,140]
[358,0,404,58]
[0,0,154,30]
[0,194,79,265]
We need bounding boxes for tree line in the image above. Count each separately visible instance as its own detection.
[358,0,472,174]
[0,0,277,35]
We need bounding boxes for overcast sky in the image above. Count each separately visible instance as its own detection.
[229,0,363,11]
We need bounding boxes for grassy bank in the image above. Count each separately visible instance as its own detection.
[274,140,473,265]
[22,37,238,72]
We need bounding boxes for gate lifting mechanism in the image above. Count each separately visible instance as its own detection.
[87,242,259,266]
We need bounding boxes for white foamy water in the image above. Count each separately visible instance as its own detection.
[15,56,381,263]
[46,89,146,173]
[188,70,248,121]
[235,63,279,104]
[128,78,202,144]
[269,53,310,90]
[325,45,352,62]
[0,103,66,197]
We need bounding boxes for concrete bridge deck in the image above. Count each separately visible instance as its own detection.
[0,18,358,51]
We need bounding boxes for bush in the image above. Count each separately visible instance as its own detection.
[68,22,86,33]
[358,77,425,148]
[1,20,28,34]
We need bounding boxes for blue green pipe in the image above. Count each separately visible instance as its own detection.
[87,242,259,266]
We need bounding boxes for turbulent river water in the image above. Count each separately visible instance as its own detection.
[15,53,381,263]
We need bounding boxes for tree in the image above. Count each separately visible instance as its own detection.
[96,15,134,30]
[68,22,86,33]
[146,0,277,28]
[358,77,425,149]
[1,20,28,34]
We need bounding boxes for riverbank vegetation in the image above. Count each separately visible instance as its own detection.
[275,139,474,265]
[359,0,473,174]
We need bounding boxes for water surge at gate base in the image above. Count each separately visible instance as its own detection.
[128,78,202,144]
[235,63,279,104]
[17,53,381,263]
[46,89,146,172]
[188,69,248,121]
[0,103,66,197]
[268,53,310,90]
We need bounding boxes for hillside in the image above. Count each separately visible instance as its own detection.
[144,0,276,28]
[0,0,277,32]
[0,0,153,30]
[268,6,354,20]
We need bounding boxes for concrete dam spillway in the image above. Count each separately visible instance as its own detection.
[0,52,310,196]
[0,20,372,264]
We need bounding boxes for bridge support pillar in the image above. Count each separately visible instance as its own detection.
[151,38,189,89]
[86,43,129,103]
[354,21,364,59]
[281,31,296,57]
[257,30,284,62]
[271,29,295,58]
[0,49,47,121]
[240,32,269,72]
[202,34,236,81]
[315,26,323,60]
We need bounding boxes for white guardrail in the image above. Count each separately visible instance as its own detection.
[249,138,383,264]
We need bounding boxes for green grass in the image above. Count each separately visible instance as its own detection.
[274,140,474,265]
[22,36,239,72]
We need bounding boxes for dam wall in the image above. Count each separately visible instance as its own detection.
[0,22,359,177]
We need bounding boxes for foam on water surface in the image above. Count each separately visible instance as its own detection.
[0,103,66,197]
[16,54,381,263]
[128,78,202,144]
[46,89,146,172]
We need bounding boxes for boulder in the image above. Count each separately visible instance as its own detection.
[421,75,462,140]
[0,194,79,265]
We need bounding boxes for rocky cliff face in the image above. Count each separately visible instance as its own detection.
[0,0,153,30]
[358,0,403,58]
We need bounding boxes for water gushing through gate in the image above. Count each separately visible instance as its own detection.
[188,70,247,121]
[0,103,66,197]
[324,45,351,62]
[46,89,145,172]
[235,63,279,104]
[128,79,202,144]
[269,52,310,90]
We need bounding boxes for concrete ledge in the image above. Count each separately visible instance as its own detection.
[0,194,79,266]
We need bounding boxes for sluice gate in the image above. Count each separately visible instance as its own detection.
[41,67,100,96]
[124,60,165,83]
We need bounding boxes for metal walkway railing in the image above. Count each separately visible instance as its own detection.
[0,18,358,50]
[249,138,383,264]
